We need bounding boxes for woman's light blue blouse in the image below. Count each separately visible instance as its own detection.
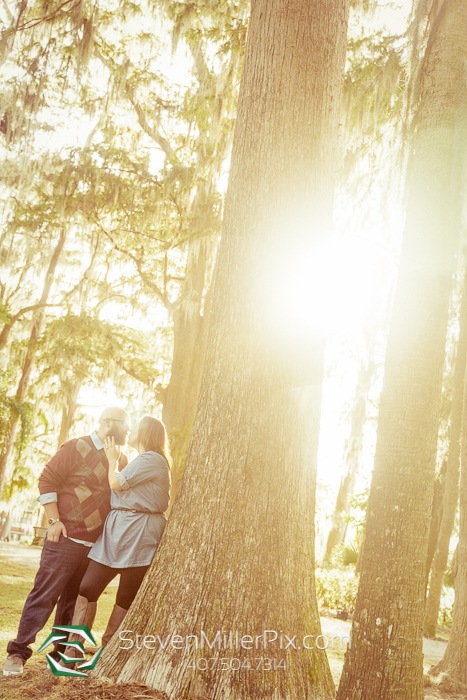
[88,451,171,568]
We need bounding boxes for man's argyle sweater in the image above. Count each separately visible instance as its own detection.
[38,435,111,542]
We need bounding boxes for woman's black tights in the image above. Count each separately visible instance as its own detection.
[79,560,150,610]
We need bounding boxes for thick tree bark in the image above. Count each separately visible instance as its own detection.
[325,359,376,559]
[429,345,467,682]
[0,228,66,494]
[94,1,349,697]
[336,3,467,700]
[424,272,467,636]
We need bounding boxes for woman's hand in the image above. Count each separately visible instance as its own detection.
[105,437,124,490]
[104,436,120,462]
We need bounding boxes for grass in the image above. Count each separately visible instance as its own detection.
[0,545,122,700]
[0,556,118,661]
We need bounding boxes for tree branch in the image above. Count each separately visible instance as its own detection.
[190,42,212,85]
[95,219,174,314]
[0,237,101,351]
[93,45,179,162]
[0,302,62,353]
[118,362,154,388]
[60,235,101,301]
[126,92,177,161]
[17,0,81,31]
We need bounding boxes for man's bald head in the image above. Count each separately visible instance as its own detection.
[99,406,130,423]
[97,406,131,445]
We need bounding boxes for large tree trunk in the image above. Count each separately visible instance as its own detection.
[336,3,467,700]
[429,340,467,683]
[94,1,349,697]
[424,271,467,636]
[325,358,376,559]
[0,227,66,495]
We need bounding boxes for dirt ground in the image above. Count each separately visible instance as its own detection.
[1,659,467,700]
[320,615,448,665]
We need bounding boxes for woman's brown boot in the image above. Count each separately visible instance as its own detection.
[101,605,127,647]
[61,595,97,665]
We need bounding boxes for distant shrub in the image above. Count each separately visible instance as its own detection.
[438,586,454,628]
[340,542,359,566]
[315,568,359,614]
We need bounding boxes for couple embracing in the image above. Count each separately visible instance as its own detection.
[3,407,171,676]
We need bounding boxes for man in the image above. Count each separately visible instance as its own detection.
[3,406,130,676]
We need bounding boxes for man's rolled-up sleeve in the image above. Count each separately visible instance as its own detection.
[37,492,58,505]
[115,471,130,491]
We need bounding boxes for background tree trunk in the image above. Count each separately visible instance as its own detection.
[0,227,66,494]
[424,269,467,636]
[39,380,80,528]
[429,342,467,683]
[325,358,376,559]
[425,458,446,589]
[162,238,214,508]
[94,0,349,697]
[336,2,467,699]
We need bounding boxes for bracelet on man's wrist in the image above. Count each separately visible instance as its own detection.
[48,518,61,526]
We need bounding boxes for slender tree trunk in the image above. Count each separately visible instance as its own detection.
[336,3,467,699]
[162,238,214,508]
[429,344,467,683]
[0,317,16,352]
[424,271,467,636]
[325,359,376,559]
[94,1,349,697]
[161,42,241,504]
[425,459,446,588]
[57,381,80,448]
[39,380,80,528]
[0,228,66,494]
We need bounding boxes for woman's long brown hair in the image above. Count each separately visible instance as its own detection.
[137,414,172,469]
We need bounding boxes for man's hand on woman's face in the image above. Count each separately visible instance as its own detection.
[104,436,121,462]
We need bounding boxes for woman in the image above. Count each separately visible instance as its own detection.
[66,414,171,651]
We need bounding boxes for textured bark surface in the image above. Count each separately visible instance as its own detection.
[429,351,467,682]
[336,2,467,699]
[424,273,467,636]
[93,1,349,697]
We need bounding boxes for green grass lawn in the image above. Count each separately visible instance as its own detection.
[0,547,122,700]
[0,556,118,662]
